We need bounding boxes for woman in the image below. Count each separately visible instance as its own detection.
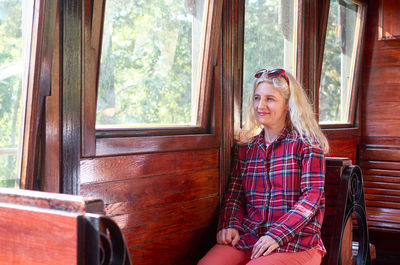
[198,68,329,265]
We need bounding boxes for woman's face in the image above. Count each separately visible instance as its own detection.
[253,82,288,130]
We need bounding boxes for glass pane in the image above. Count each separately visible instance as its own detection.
[0,0,33,187]
[243,0,297,121]
[319,0,360,124]
[96,0,208,128]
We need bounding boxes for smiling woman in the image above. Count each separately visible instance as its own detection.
[198,67,329,265]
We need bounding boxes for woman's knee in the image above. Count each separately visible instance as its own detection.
[198,244,250,265]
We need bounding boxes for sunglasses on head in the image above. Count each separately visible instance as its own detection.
[254,68,289,84]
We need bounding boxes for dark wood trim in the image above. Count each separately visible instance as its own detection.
[350,0,367,5]
[20,0,59,189]
[81,0,106,157]
[197,0,223,130]
[43,7,61,193]
[323,127,360,139]
[321,123,355,129]
[220,0,243,202]
[95,134,220,157]
[297,0,318,101]
[347,3,367,127]
[315,0,330,121]
[378,0,400,40]
[61,0,82,194]
[96,126,208,138]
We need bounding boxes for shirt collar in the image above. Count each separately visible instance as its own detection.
[255,125,291,147]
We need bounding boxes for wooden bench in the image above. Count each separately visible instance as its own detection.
[359,144,400,233]
[322,158,374,265]
[0,188,131,265]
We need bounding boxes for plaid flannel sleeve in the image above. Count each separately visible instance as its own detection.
[217,147,246,231]
[265,145,325,245]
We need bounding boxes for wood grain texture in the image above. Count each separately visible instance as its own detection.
[321,157,353,265]
[81,168,219,214]
[326,138,358,163]
[43,4,61,193]
[80,149,219,184]
[0,188,104,214]
[95,134,220,156]
[378,0,400,40]
[20,0,59,189]
[62,0,82,194]
[80,148,220,264]
[0,203,81,265]
[115,196,219,245]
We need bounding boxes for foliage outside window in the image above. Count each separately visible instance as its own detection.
[242,0,297,121]
[0,0,33,187]
[96,0,208,128]
[319,0,360,124]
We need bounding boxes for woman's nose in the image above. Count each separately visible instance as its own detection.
[258,98,267,109]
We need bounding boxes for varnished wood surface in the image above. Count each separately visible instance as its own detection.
[356,1,400,262]
[43,5,61,193]
[359,143,400,231]
[80,149,220,263]
[62,0,82,194]
[327,138,358,164]
[0,203,81,265]
[0,188,104,214]
[80,149,219,184]
[378,0,400,40]
[81,0,106,157]
[82,168,218,214]
[321,157,353,265]
[20,0,59,189]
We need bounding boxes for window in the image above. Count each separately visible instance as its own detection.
[0,0,34,187]
[242,0,297,120]
[319,0,361,125]
[96,0,209,129]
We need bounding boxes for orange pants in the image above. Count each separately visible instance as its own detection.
[198,244,322,265]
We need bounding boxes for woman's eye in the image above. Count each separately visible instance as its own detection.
[254,96,260,100]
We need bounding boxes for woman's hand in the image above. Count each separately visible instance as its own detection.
[216,228,240,246]
[250,235,279,259]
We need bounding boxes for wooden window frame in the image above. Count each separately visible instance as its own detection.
[229,0,368,148]
[20,0,59,189]
[81,0,224,157]
[317,0,368,130]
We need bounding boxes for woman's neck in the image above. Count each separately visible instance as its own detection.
[263,125,285,143]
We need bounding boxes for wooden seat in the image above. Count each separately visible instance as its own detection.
[0,188,131,265]
[359,144,400,233]
[322,158,373,265]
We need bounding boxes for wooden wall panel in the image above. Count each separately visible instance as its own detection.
[378,0,400,40]
[359,0,400,262]
[327,138,358,163]
[80,149,219,184]
[80,149,220,264]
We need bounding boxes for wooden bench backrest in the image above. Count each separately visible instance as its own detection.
[322,158,372,265]
[359,144,400,232]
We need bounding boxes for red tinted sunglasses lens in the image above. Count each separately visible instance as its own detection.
[254,69,266,78]
[268,69,289,83]
[268,69,284,77]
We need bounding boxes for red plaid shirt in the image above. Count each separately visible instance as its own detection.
[218,126,326,255]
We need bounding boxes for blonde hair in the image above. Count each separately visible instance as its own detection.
[238,70,329,154]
